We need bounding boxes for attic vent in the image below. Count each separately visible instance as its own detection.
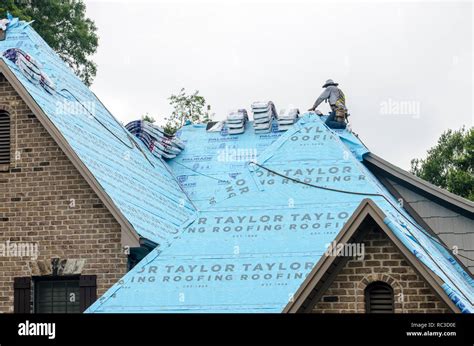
[0,110,10,164]
[365,281,394,313]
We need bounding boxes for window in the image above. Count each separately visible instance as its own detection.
[14,275,97,313]
[365,281,394,313]
[34,277,81,313]
[0,110,10,164]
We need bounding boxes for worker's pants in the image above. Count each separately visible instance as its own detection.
[325,112,347,129]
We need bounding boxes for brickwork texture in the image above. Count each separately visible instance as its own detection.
[312,227,450,313]
[0,74,127,313]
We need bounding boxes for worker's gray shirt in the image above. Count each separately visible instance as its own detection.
[313,86,345,109]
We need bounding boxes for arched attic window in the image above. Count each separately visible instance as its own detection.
[365,281,394,313]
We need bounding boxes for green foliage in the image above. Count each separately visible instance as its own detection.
[164,88,211,135]
[0,0,98,86]
[141,113,155,123]
[0,0,25,19]
[411,127,474,201]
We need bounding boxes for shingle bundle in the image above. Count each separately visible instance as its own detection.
[226,109,248,135]
[125,120,185,159]
[277,108,300,131]
[251,101,277,134]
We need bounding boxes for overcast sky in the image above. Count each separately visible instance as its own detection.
[84,0,473,170]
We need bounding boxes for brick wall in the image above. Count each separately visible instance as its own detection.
[0,73,128,313]
[311,227,450,313]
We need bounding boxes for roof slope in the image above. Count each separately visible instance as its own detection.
[0,19,196,245]
[87,115,474,313]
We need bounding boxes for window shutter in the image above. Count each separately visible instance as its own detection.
[79,275,97,312]
[365,282,394,313]
[0,110,10,164]
[14,277,31,313]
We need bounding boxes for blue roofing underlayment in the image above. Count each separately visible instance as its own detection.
[1,17,473,313]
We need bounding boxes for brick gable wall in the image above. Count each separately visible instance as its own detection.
[311,227,451,313]
[0,73,127,313]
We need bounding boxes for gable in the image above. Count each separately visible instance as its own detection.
[304,218,450,313]
[0,73,128,309]
[0,20,196,246]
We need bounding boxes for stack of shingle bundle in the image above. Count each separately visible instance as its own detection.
[226,109,248,135]
[125,120,185,159]
[251,101,277,134]
[277,108,300,131]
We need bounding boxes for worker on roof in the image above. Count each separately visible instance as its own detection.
[308,79,348,129]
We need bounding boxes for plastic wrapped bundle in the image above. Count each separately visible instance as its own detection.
[3,48,56,94]
[40,73,55,95]
[277,108,300,131]
[226,109,248,135]
[251,101,277,134]
[125,120,185,159]
[16,53,41,83]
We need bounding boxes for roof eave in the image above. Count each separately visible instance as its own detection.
[364,153,474,218]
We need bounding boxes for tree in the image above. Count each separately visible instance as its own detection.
[141,113,156,123]
[410,127,474,201]
[1,0,98,86]
[164,88,212,135]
